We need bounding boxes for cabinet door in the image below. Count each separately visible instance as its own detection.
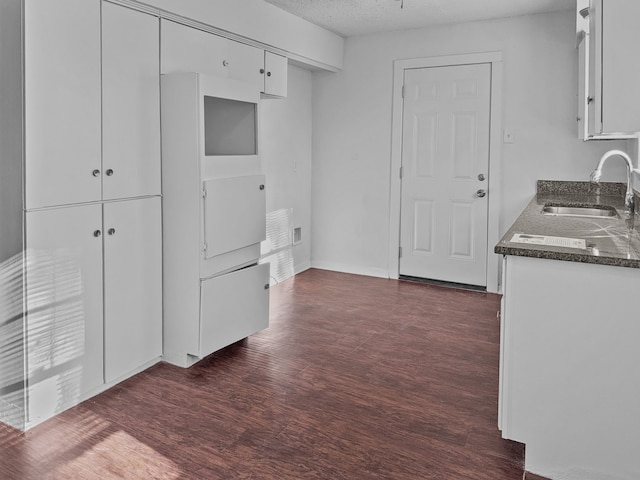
[24,0,101,210]
[199,263,269,357]
[264,52,288,98]
[228,41,264,92]
[102,3,161,200]
[203,175,266,259]
[161,20,229,76]
[25,204,104,425]
[103,198,162,383]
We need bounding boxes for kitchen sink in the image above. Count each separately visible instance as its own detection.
[542,204,618,218]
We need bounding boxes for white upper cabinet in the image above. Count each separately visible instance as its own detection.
[161,20,229,76]
[228,40,265,92]
[24,0,102,210]
[161,20,287,97]
[583,0,640,138]
[263,51,288,98]
[102,3,161,200]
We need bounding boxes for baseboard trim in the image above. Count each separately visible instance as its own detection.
[310,261,389,279]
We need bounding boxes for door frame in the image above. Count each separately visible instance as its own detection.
[388,52,503,293]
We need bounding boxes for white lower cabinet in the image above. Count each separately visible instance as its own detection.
[199,263,269,357]
[500,255,640,480]
[24,197,162,427]
[25,204,104,426]
[104,198,162,383]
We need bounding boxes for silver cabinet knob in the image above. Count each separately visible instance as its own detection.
[264,284,270,290]
[92,169,101,177]
[476,189,487,198]
[106,169,114,176]
[107,228,116,236]
[260,68,265,74]
[266,71,272,77]
[259,184,265,190]
[477,173,486,181]
[93,230,101,237]
[222,60,229,67]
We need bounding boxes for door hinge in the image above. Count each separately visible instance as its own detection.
[399,166,403,179]
[202,242,207,255]
[399,246,403,258]
[202,186,207,198]
[401,85,405,98]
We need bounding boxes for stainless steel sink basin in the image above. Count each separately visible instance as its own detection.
[542,204,618,218]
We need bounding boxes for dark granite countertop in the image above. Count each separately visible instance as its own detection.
[495,180,640,268]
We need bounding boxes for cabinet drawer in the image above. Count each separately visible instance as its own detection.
[202,175,266,259]
[199,263,269,357]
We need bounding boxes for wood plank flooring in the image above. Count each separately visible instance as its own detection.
[0,269,526,479]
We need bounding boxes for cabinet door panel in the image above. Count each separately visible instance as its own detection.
[203,175,266,258]
[264,52,288,98]
[103,198,162,382]
[24,0,101,209]
[228,41,264,92]
[161,20,229,76]
[25,204,104,425]
[102,3,161,200]
[199,263,269,357]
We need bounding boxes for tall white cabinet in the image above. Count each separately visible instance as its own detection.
[0,0,162,430]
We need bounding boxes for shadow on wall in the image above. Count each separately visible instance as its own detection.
[0,249,88,430]
[260,208,295,285]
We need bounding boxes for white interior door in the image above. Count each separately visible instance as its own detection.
[399,63,491,287]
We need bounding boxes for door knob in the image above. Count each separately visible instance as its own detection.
[477,173,486,181]
[260,68,265,74]
[107,228,116,236]
[106,169,114,176]
[93,230,102,237]
[92,169,100,177]
[476,189,487,198]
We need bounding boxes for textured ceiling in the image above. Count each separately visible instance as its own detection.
[262,0,574,37]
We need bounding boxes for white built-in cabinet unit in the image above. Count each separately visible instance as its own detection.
[499,255,640,480]
[0,0,162,430]
[161,73,269,368]
[577,0,640,139]
[161,19,288,98]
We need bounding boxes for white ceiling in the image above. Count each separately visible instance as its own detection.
[262,0,575,37]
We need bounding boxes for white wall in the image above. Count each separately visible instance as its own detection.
[310,10,628,282]
[260,65,313,280]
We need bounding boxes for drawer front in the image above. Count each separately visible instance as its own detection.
[203,175,266,259]
[199,263,269,357]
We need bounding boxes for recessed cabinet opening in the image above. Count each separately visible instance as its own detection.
[203,96,256,156]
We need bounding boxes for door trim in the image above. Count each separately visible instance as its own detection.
[388,52,503,293]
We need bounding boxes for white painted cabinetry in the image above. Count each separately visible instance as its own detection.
[103,198,162,383]
[25,205,105,426]
[263,51,288,98]
[161,73,269,368]
[161,19,287,97]
[579,0,640,138]
[24,0,102,209]
[0,0,163,429]
[102,2,161,200]
[499,255,640,480]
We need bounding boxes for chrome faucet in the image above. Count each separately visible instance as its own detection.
[590,149,636,215]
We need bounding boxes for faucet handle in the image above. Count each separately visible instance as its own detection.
[589,170,602,183]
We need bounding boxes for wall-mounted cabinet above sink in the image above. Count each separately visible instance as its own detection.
[578,0,640,139]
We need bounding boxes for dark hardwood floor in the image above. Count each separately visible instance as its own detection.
[0,269,526,479]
